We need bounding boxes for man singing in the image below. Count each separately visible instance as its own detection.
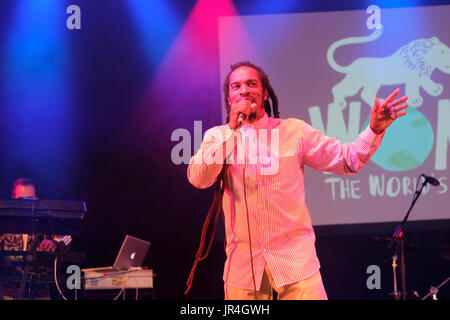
[187,61,408,300]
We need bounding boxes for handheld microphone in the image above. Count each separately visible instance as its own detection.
[237,113,246,126]
[236,102,256,127]
[421,174,440,186]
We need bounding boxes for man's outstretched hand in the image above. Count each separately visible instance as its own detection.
[370,88,408,134]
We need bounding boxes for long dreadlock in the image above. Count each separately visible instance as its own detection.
[185,61,280,295]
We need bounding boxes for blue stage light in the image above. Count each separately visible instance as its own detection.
[1,0,76,190]
[127,0,182,66]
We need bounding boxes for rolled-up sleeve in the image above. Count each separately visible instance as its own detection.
[187,124,236,189]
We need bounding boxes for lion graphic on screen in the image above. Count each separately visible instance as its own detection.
[327,27,450,109]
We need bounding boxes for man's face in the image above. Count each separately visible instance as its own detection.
[13,185,36,199]
[227,66,268,121]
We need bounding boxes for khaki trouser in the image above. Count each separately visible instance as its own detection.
[225,264,328,300]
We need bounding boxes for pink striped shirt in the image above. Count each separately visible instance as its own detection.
[187,113,384,290]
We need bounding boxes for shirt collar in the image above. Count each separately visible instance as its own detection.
[241,113,269,132]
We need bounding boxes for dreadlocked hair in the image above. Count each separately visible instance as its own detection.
[184,168,225,295]
[185,61,280,295]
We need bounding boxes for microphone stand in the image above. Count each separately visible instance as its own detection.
[388,177,428,300]
[421,277,450,300]
[390,253,400,300]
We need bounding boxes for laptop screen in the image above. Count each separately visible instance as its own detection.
[112,235,151,270]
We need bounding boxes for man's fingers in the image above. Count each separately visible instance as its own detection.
[382,88,401,106]
[373,97,381,111]
[394,103,408,112]
[391,95,408,107]
[378,90,408,120]
[389,103,408,120]
[396,111,407,118]
[392,108,407,119]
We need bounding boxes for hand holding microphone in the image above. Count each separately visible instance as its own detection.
[237,113,246,127]
[229,100,257,130]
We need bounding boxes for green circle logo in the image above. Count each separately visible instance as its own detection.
[363,107,434,171]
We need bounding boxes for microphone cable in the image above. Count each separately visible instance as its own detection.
[241,147,257,299]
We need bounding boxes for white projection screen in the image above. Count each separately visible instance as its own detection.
[218,5,450,228]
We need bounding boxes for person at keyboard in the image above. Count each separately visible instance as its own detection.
[0,178,72,299]
[0,178,71,252]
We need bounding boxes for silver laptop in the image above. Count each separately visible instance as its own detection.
[112,235,151,270]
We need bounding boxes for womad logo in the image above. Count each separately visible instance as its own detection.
[309,26,450,172]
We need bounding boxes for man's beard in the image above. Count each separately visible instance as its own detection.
[248,111,257,121]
